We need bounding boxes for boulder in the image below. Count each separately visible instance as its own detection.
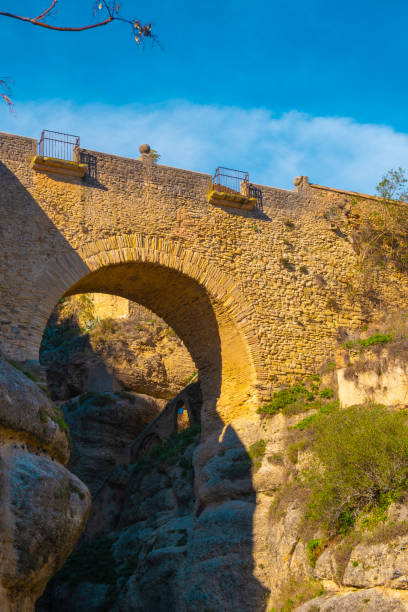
[0,356,91,612]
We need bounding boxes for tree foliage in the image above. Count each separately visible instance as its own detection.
[352,167,408,277]
[376,167,408,202]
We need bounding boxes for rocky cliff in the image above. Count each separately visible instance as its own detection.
[40,294,196,401]
[35,361,408,612]
[7,296,408,611]
[37,392,272,611]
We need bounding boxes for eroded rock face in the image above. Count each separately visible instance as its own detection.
[0,356,70,464]
[0,356,91,612]
[40,298,195,401]
[37,408,270,612]
[336,339,408,408]
[37,428,199,612]
[31,341,408,612]
[62,391,164,494]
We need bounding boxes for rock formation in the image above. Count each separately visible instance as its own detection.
[36,315,408,611]
[37,394,270,612]
[7,296,408,611]
[62,391,165,494]
[37,424,200,611]
[40,295,195,401]
[0,355,91,611]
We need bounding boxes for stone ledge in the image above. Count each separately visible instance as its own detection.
[208,189,256,210]
[31,155,87,177]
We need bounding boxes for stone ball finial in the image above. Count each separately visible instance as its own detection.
[139,144,151,155]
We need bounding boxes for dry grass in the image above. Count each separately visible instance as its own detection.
[268,577,325,612]
[333,534,361,583]
[362,519,408,545]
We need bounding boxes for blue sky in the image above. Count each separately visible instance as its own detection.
[1,0,408,192]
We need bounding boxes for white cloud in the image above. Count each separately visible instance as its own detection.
[2,99,408,193]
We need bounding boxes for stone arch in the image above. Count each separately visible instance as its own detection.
[34,234,266,429]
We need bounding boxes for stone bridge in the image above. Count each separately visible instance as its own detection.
[1,131,402,431]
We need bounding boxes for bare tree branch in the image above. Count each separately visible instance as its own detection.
[0,1,152,37]
[34,0,58,22]
[0,1,154,110]
[0,9,114,32]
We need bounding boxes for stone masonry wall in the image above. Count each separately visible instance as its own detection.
[2,131,408,421]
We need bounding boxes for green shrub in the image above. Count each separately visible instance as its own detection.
[52,405,69,432]
[294,414,318,431]
[320,387,334,399]
[306,538,324,567]
[128,424,201,476]
[295,403,334,425]
[7,359,37,382]
[304,404,408,534]
[343,332,395,351]
[287,438,309,464]
[358,489,401,531]
[343,340,355,349]
[258,384,314,416]
[148,424,200,464]
[248,439,266,468]
[183,371,198,386]
[359,332,394,347]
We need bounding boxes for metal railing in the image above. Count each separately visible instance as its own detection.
[212,166,249,195]
[38,130,80,161]
[212,166,263,210]
[78,150,98,180]
[248,184,263,211]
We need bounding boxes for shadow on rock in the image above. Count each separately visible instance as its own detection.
[36,392,269,611]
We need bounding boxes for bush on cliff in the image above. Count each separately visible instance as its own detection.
[300,404,408,535]
[258,383,315,415]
